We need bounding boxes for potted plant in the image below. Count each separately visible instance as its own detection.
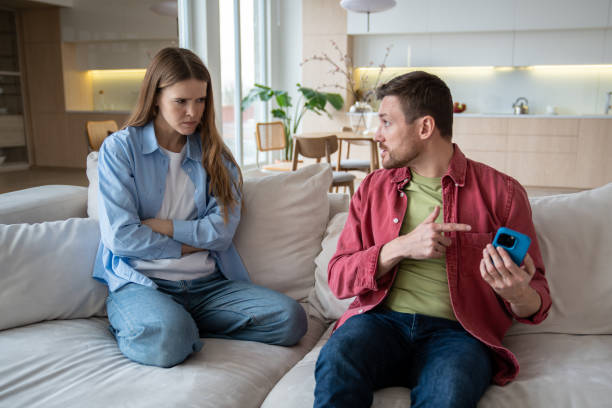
[241,83,343,161]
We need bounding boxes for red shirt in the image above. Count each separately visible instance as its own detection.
[328,145,551,385]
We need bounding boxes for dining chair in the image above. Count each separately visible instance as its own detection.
[255,121,293,171]
[86,120,118,151]
[292,135,355,196]
[337,126,374,174]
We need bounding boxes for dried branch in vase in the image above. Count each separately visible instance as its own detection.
[301,40,393,105]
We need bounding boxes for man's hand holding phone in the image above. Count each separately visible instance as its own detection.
[376,206,472,278]
[480,228,542,318]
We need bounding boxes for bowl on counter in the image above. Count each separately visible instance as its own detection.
[453,102,467,113]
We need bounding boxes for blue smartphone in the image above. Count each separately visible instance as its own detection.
[492,227,531,266]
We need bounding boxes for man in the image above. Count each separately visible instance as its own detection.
[314,71,551,408]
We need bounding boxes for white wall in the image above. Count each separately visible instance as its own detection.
[269,0,302,119]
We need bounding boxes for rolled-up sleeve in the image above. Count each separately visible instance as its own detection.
[502,179,552,324]
[328,185,383,299]
[98,137,182,260]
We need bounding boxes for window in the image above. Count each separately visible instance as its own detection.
[219,0,267,168]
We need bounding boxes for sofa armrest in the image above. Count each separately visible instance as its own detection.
[0,185,88,224]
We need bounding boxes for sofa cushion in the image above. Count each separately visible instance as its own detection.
[86,151,99,219]
[308,212,354,321]
[0,314,328,408]
[0,218,107,331]
[508,183,612,336]
[0,185,87,224]
[88,152,332,301]
[262,328,612,408]
[235,164,332,301]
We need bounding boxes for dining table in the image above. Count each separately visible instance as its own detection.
[295,131,380,173]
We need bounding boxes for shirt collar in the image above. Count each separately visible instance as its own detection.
[444,143,467,187]
[142,121,202,162]
[390,143,467,187]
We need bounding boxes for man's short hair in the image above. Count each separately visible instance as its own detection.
[376,71,453,139]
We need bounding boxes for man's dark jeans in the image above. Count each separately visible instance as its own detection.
[314,308,493,408]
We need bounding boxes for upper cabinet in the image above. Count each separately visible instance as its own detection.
[60,0,177,70]
[514,0,609,31]
[348,0,612,66]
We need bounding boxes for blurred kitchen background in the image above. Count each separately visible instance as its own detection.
[0,0,611,193]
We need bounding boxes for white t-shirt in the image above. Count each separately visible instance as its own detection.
[132,145,217,281]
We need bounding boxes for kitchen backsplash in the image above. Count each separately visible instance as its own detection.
[356,65,612,116]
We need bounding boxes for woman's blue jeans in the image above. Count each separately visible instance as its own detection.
[314,308,493,408]
[106,271,307,368]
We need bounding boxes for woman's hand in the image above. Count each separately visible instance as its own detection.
[142,218,173,237]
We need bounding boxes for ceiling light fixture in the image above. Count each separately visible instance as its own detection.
[340,0,397,32]
[150,0,177,17]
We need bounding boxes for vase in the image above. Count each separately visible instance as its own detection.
[348,101,374,134]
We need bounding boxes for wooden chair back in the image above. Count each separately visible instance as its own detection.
[292,135,338,170]
[256,121,286,152]
[87,120,118,151]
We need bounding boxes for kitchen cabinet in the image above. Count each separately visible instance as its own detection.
[429,32,514,67]
[348,0,612,66]
[348,0,612,35]
[427,0,515,33]
[453,117,611,189]
[513,29,606,66]
[514,0,609,31]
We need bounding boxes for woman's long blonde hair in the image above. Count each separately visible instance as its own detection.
[125,47,242,223]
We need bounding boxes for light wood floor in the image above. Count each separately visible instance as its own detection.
[0,166,585,197]
[0,167,88,194]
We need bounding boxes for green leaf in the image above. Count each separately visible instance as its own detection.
[299,86,317,99]
[241,86,271,110]
[271,109,287,119]
[325,93,344,110]
[275,92,291,108]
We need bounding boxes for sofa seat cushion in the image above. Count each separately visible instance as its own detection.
[0,313,328,408]
[262,328,612,407]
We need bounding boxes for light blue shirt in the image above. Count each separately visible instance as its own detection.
[93,122,250,292]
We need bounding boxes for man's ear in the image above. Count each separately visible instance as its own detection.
[419,115,436,140]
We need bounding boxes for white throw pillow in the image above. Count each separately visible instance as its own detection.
[234,164,332,301]
[307,212,354,321]
[86,151,99,219]
[507,183,612,336]
[0,218,107,331]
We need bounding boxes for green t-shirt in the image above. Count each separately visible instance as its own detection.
[383,170,456,321]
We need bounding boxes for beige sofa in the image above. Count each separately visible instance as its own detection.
[0,161,610,407]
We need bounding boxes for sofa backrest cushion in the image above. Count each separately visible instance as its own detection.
[507,183,612,336]
[0,185,87,225]
[86,151,99,219]
[308,212,354,321]
[235,164,332,301]
[0,218,107,331]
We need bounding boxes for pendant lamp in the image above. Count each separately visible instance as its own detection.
[340,0,397,31]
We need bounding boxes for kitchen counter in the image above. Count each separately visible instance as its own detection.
[451,115,612,190]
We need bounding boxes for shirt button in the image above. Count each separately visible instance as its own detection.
[399,192,405,197]
[358,309,364,313]
[393,218,399,223]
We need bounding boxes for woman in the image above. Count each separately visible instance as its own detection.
[93,47,307,368]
